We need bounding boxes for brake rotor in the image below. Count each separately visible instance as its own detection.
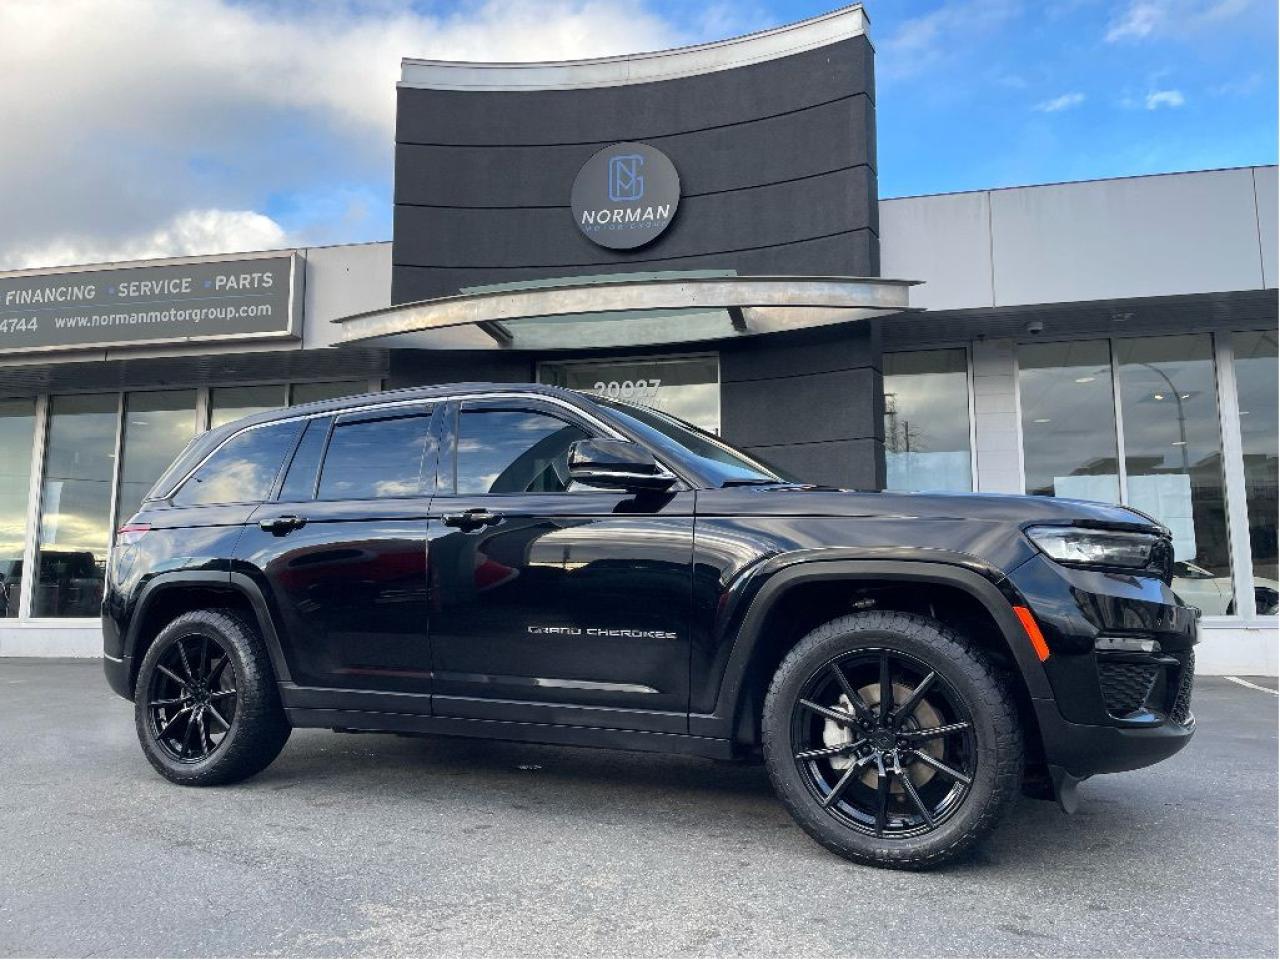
[821,682,944,791]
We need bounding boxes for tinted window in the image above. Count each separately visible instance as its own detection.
[278,417,332,502]
[456,408,589,495]
[172,420,301,506]
[318,414,432,500]
[596,399,790,486]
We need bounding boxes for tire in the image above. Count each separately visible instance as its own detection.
[762,611,1022,870]
[134,608,290,786]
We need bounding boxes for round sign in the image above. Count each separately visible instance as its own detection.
[571,142,680,250]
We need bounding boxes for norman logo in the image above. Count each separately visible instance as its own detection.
[571,142,680,250]
[608,154,645,201]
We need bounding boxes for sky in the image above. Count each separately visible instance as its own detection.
[0,0,1274,270]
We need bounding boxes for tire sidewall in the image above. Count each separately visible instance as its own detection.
[763,613,1021,868]
[134,609,284,786]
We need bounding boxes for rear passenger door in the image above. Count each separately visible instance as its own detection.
[236,403,439,696]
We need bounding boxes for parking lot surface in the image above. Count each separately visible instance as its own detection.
[0,659,1275,958]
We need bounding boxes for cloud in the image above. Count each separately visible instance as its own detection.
[0,0,687,270]
[880,0,1022,82]
[1035,92,1086,112]
[1104,0,1258,42]
[5,210,289,271]
[1105,2,1164,41]
[1145,89,1186,108]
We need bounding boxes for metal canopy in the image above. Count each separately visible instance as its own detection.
[333,275,918,351]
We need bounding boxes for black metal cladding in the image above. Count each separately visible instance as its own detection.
[391,36,879,303]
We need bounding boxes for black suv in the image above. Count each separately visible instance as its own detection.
[103,383,1196,869]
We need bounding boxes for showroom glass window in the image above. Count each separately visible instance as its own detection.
[1019,341,1121,502]
[0,399,36,618]
[115,390,197,524]
[33,394,119,618]
[1233,330,1278,605]
[455,407,590,495]
[882,350,972,492]
[209,385,287,429]
[290,380,369,406]
[540,355,720,434]
[1115,335,1230,583]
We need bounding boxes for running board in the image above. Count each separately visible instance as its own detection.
[286,707,736,760]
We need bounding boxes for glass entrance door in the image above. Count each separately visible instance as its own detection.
[538,354,720,433]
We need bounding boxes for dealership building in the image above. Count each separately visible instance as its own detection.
[0,5,1275,673]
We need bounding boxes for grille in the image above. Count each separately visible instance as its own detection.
[1098,661,1159,717]
[1168,649,1195,724]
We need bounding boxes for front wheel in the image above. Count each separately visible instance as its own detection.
[134,608,290,786]
[762,611,1023,869]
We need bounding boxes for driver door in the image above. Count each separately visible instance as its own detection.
[426,397,696,733]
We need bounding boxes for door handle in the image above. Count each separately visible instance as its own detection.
[258,515,306,536]
[442,509,504,531]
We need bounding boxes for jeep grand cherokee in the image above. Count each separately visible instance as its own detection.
[103,383,1196,869]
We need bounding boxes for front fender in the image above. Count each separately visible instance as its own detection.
[688,555,1052,740]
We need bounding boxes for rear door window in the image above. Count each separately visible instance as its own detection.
[317,411,434,500]
[172,420,302,506]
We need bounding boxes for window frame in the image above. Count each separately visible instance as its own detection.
[441,398,604,497]
[311,404,438,503]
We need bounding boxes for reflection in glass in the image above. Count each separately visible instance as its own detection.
[172,420,301,507]
[1019,341,1120,502]
[1233,331,1278,612]
[1116,335,1230,587]
[115,391,196,525]
[34,394,118,618]
[539,355,720,434]
[209,384,287,429]
[290,380,369,406]
[456,408,589,495]
[319,415,432,500]
[883,350,972,492]
[0,400,36,618]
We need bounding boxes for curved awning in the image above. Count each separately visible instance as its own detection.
[333,275,918,351]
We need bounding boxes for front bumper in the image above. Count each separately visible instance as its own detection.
[1009,554,1198,779]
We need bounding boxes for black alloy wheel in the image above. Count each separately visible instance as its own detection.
[762,611,1023,869]
[790,648,977,839]
[134,608,290,786]
[146,633,238,764]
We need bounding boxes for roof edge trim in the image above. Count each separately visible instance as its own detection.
[400,4,867,92]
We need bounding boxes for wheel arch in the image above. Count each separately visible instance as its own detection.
[697,559,1051,754]
[123,571,290,697]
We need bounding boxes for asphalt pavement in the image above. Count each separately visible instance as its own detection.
[0,659,1275,958]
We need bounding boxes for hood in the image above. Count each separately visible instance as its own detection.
[696,485,1165,532]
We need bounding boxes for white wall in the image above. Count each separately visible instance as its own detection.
[881,166,1278,309]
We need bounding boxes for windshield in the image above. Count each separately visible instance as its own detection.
[596,398,796,486]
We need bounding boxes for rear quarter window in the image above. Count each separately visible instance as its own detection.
[171,420,302,507]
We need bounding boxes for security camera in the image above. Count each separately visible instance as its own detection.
[1024,320,1045,336]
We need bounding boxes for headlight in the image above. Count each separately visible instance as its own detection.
[1025,526,1160,570]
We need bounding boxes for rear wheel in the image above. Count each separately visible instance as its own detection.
[762,611,1022,869]
[134,608,290,786]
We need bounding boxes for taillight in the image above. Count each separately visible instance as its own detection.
[116,522,150,545]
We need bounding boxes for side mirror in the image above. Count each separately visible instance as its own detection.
[568,438,676,492]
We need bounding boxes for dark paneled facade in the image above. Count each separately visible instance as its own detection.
[392,36,878,302]
[390,33,885,489]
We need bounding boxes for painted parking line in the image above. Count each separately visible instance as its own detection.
[1224,676,1280,695]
